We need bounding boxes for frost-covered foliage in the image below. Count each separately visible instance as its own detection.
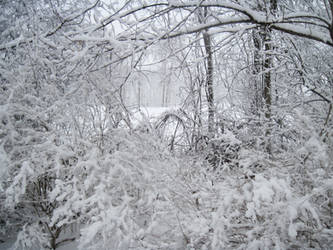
[207,109,333,249]
[212,172,332,249]
[49,129,205,249]
[13,223,49,250]
[51,131,162,249]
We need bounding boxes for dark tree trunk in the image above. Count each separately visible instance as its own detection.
[263,27,272,154]
[199,7,215,136]
[203,30,214,136]
[263,0,277,154]
[252,0,277,154]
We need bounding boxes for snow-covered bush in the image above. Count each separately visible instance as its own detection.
[2,136,79,249]
[49,130,187,249]
[208,108,333,249]
[205,130,241,171]
[13,223,49,250]
[212,173,330,249]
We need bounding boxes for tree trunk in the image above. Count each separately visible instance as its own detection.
[252,0,276,154]
[200,7,215,136]
[203,31,214,136]
[263,0,277,154]
[263,27,272,154]
[252,27,265,114]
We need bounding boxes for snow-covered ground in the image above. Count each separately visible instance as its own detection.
[131,106,179,124]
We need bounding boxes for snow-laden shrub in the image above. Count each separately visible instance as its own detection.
[13,223,49,250]
[205,129,241,170]
[208,109,333,249]
[50,130,189,249]
[211,173,331,249]
[2,136,77,249]
[169,160,216,250]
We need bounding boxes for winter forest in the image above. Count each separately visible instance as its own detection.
[0,0,333,249]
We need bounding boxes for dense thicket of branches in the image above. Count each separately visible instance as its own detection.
[0,0,332,249]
